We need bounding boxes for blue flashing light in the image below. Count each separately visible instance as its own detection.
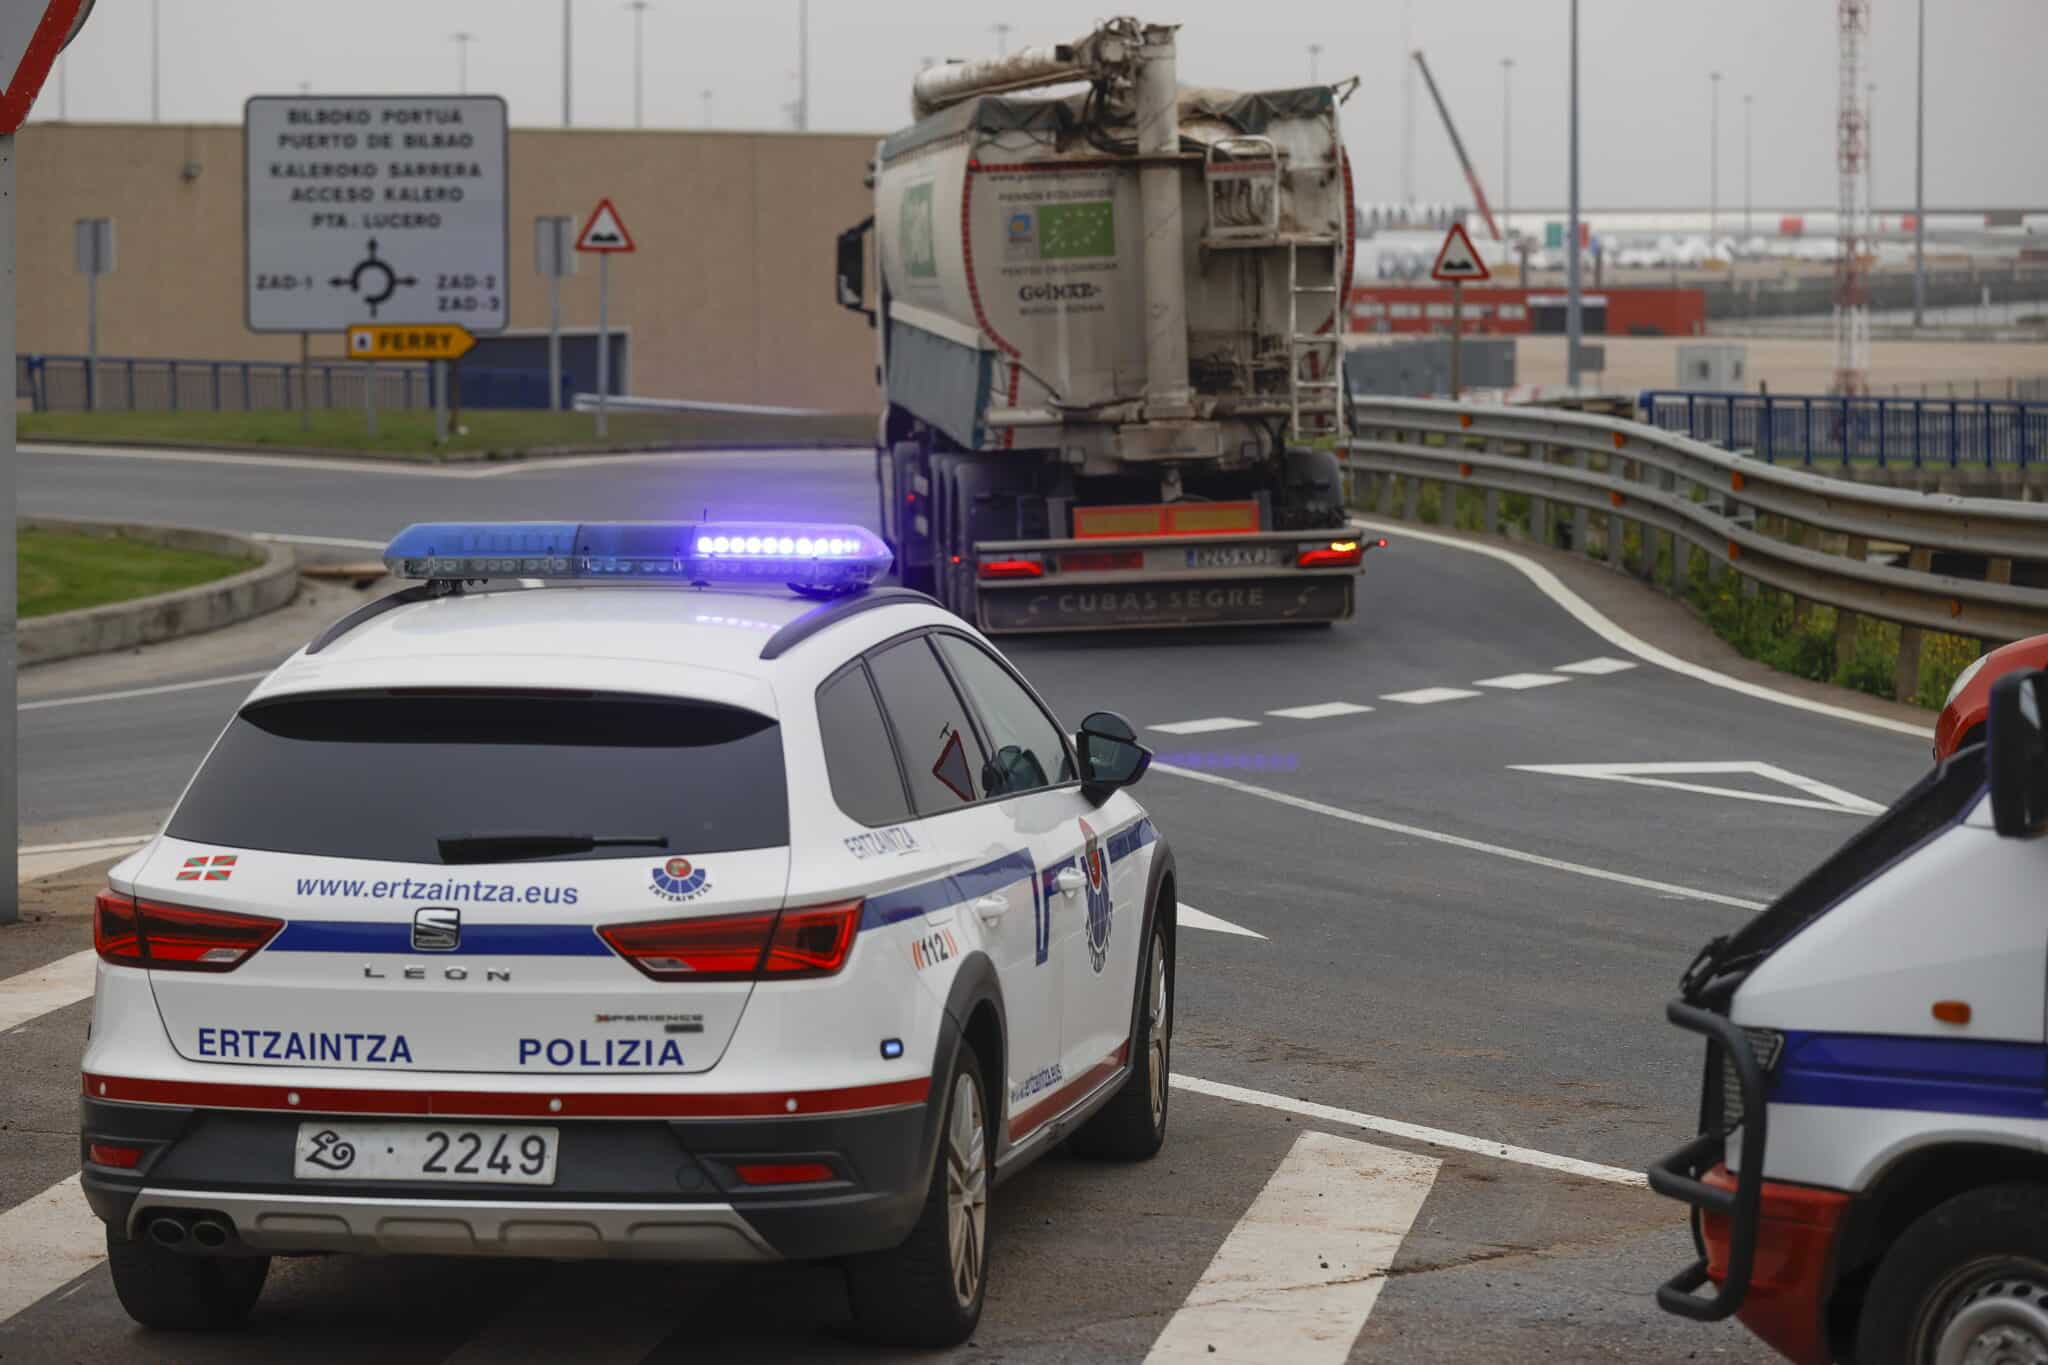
[382,521,893,595]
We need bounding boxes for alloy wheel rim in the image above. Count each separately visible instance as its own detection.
[1147,931,1170,1128]
[945,1069,988,1309]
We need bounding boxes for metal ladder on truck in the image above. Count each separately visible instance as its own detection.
[1202,137,1348,446]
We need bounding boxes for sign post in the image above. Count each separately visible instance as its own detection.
[534,215,575,412]
[347,324,475,446]
[4,0,95,923]
[574,197,634,438]
[245,94,507,440]
[73,217,111,410]
[1429,222,1491,400]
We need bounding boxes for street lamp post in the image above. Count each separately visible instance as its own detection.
[1743,93,1753,238]
[451,33,475,96]
[1566,0,1582,387]
[151,0,160,121]
[1500,57,1514,242]
[1708,71,1722,241]
[1914,0,1926,325]
[796,0,809,131]
[562,0,572,126]
[628,2,649,128]
[1308,43,1321,84]
[702,89,713,127]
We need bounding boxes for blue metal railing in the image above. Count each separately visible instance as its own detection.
[18,355,574,414]
[1637,389,2047,469]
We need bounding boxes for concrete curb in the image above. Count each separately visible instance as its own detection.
[19,519,298,667]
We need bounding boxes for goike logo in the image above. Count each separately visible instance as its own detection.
[651,856,711,902]
[1078,818,1112,973]
[1017,281,1099,304]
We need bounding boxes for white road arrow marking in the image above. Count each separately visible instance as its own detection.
[1509,760,1887,816]
[1145,1130,1440,1363]
[1177,903,1267,940]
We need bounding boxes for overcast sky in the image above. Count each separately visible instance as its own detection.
[38,0,2048,209]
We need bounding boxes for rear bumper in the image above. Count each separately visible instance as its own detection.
[80,1015,961,1263]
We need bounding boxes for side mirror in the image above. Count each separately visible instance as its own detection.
[1987,669,2048,837]
[1077,710,1152,803]
[835,217,875,325]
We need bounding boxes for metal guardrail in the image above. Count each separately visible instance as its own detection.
[1340,398,2048,697]
[17,355,572,414]
[1639,389,2048,469]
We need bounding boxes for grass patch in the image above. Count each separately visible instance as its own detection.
[19,408,874,460]
[18,527,251,618]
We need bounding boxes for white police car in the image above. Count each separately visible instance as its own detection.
[81,521,1176,1349]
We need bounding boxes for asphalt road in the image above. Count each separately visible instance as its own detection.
[3,441,1935,1363]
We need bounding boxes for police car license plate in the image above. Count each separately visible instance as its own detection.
[1185,545,1281,569]
[292,1122,559,1185]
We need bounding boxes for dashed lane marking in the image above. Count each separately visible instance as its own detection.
[1149,717,1261,735]
[1378,686,1482,705]
[1474,672,1570,690]
[1154,761,1767,912]
[1351,516,1932,740]
[1171,1074,1645,1186]
[0,1177,106,1323]
[1554,656,1638,676]
[1264,702,1373,721]
[19,670,271,712]
[1145,1131,1439,1363]
[1178,903,1268,940]
[0,949,98,1034]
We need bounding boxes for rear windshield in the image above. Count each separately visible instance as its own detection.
[167,691,788,863]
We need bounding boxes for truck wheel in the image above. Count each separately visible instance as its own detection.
[843,1046,992,1348]
[106,1227,269,1330]
[1069,911,1172,1161]
[1855,1182,2048,1365]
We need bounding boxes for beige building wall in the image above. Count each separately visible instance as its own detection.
[17,122,883,412]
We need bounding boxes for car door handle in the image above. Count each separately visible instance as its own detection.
[1055,867,1086,898]
[972,895,1009,924]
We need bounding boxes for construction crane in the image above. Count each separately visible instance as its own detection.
[1412,50,1502,241]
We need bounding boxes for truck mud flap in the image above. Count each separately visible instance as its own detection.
[977,575,1354,633]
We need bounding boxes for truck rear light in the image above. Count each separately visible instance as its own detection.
[734,1161,836,1185]
[978,558,1044,580]
[1298,539,1363,568]
[601,899,864,982]
[94,891,283,972]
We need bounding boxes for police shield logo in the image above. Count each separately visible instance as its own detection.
[1078,818,1111,973]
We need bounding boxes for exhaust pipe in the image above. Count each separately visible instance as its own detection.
[147,1215,188,1248]
[190,1219,230,1250]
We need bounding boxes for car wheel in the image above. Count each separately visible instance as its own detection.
[106,1227,269,1331]
[1855,1182,2048,1365]
[843,1047,992,1348]
[1069,911,1172,1161]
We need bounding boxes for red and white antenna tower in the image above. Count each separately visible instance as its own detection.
[1834,0,1871,395]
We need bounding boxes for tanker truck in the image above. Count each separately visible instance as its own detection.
[833,17,1377,633]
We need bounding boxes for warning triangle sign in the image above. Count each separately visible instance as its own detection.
[575,198,636,254]
[1429,222,1490,283]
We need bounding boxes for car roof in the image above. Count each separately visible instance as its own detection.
[249,584,942,715]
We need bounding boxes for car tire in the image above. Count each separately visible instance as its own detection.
[843,1046,992,1349]
[1069,912,1172,1161]
[1854,1182,2048,1365]
[106,1227,269,1331]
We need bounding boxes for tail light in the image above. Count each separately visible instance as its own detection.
[94,891,283,972]
[601,899,863,982]
[978,558,1044,580]
[1298,537,1383,569]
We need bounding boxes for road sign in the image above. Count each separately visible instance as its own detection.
[1,0,87,133]
[575,198,635,253]
[244,95,509,334]
[1430,223,1490,283]
[346,323,475,361]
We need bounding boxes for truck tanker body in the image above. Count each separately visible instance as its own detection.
[834,17,1376,633]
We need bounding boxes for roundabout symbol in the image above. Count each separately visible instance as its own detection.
[328,238,418,318]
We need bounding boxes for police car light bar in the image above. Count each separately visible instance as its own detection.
[382,521,893,594]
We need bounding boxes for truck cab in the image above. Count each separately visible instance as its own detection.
[1651,669,2048,1365]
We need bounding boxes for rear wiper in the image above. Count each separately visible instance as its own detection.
[436,833,669,864]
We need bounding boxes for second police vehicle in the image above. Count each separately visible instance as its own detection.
[1652,669,2048,1365]
[79,521,1177,1349]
